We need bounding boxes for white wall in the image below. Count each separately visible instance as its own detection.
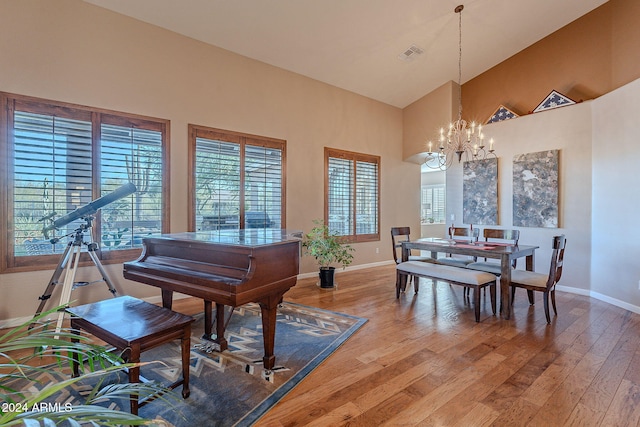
[591,78,640,311]
[447,101,592,291]
[447,78,640,313]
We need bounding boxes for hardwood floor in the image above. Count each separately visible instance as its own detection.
[236,264,640,427]
[7,264,639,425]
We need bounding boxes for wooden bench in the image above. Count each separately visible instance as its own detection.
[67,296,195,415]
[396,261,497,322]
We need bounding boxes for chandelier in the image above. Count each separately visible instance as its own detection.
[424,5,496,171]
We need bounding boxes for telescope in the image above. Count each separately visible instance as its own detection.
[43,182,137,233]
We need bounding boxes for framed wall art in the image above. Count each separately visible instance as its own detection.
[512,149,559,228]
[463,157,498,225]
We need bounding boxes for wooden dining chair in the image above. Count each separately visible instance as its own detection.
[464,228,519,297]
[390,226,431,264]
[391,227,432,290]
[466,228,520,274]
[437,226,479,268]
[510,235,566,323]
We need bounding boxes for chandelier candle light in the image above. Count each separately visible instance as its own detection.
[425,4,496,170]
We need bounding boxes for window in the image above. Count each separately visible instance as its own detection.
[325,147,380,242]
[421,184,446,223]
[188,125,286,231]
[1,92,169,272]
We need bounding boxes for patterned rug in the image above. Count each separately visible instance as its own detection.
[9,302,366,426]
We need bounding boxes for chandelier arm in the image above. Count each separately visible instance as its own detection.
[423,4,496,171]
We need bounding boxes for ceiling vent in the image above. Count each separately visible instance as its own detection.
[398,44,424,61]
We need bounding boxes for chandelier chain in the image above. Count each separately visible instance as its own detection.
[457,5,463,121]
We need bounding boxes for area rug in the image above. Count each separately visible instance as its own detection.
[8,302,367,426]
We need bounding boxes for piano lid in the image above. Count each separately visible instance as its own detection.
[149,229,302,247]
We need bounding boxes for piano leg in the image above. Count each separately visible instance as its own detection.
[201,300,228,351]
[214,302,228,351]
[203,300,212,340]
[258,292,284,371]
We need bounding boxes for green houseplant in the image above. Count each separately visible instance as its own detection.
[302,220,354,288]
[0,306,174,427]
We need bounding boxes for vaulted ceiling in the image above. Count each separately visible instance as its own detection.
[84,0,608,108]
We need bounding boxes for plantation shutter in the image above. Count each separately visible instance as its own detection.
[422,185,446,223]
[194,137,242,231]
[327,157,354,236]
[325,148,380,242]
[190,126,285,232]
[432,186,445,223]
[244,143,283,229]
[3,93,169,272]
[100,124,164,252]
[13,111,93,256]
[355,159,378,235]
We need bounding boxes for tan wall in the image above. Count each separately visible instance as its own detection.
[400,0,634,164]
[0,0,418,323]
[402,81,457,163]
[462,0,640,123]
[404,0,640,164]
[611,0,640,87]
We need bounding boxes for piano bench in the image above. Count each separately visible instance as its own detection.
[66,295,195,415]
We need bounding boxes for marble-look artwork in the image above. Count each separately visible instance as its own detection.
[463,158,498,225]
[513,150,559,228]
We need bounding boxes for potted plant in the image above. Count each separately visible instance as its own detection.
[302,220,354,288]
[0,307,175,426]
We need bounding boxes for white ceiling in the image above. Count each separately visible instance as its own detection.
[84,0,607,108]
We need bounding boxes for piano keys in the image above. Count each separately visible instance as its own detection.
[123,229,301,370]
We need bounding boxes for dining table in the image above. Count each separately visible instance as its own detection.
[401,237,539,320]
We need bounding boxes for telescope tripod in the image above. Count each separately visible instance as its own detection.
[34,217,118,332]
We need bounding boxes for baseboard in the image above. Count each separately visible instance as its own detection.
[4,265,631,328]
[556,284,640,315]
[0,315,34,330]
[297,260,395,280]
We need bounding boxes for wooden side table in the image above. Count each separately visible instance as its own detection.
[67,295,194,415]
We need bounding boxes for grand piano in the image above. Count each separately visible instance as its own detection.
[123,229,301,370]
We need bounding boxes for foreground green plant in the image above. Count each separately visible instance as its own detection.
[0,307,175,426]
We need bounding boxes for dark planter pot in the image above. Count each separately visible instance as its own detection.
[318,266,336,289]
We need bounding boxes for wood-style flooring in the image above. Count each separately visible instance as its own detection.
[19,263,635,426]
[235,264,640,426]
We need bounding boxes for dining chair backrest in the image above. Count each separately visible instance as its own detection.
[482,228,520,267]
[449,226,479,242]
[391,227,412,264]
[483,228,520,244]
[509,234,567,324]
[546,235,567,290]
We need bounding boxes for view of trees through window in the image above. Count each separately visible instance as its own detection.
[100,124,163,250]
[3,93,168,270]
[189,125,285,232]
